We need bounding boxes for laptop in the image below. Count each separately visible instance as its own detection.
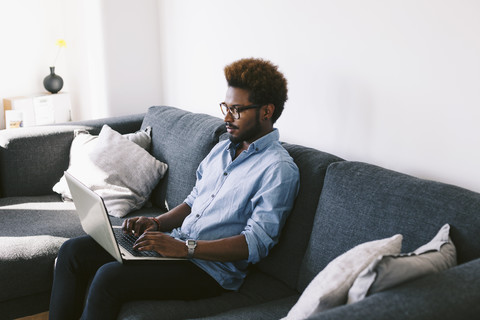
[65,171,185,263]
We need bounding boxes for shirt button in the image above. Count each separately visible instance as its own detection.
[223,172,228,176]
[196,214,200,218]
[211,194,215,198]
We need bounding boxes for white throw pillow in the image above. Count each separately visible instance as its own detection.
[282,234,402,320]
[53,125,168,217]
[347,224,456,304]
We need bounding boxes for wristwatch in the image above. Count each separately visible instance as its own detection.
[186,239,197,259]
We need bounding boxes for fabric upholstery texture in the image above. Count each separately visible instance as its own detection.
[0,113,144,197]
[0,196,82,309]
[283,235,402,320]
[257,143,343,289]
[0,194,163,318]
[303,258,480,320]
[118,270,297,320]
[298,161,480,292]
[189,296,299,320]
[0,195,81,238]
[141,106,227,210]
[0,113,144,318]
[0,236,67,300]
[0,126,82,197]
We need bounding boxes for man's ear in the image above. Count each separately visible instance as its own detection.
[264,104,275,120]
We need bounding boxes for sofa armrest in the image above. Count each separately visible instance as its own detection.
[307,258,480,320]
[0,114,144,197]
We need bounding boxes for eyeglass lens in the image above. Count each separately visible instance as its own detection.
[220,103,239,119]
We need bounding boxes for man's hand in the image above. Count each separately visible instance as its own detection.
[122,203,192,237]
[122,217,157,237]
[133,231,187,258]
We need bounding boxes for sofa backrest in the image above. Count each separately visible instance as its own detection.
[297,161,480,292]
[0,114,144,197]
[256,143,343,290]
[141,106,226,210]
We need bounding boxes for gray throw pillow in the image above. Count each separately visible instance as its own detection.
[53,126,153,200]
[53,125,167,217]
[347,224,457,304]
[282,234,402,320]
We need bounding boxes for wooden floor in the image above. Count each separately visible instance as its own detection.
[15,311,49,320]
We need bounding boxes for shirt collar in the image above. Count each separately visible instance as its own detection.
[226,128,280,154]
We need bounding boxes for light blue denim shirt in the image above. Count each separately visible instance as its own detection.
[169,129,299,291]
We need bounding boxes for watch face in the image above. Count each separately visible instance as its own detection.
[187,240,196,246]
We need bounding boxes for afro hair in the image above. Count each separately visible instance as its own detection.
[224,58,288,123]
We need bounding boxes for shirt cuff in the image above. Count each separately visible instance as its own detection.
[242,220,272,264]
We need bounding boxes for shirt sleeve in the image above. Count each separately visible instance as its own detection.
[241,160,300,264]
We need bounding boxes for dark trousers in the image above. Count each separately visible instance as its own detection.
[49,236,225,320]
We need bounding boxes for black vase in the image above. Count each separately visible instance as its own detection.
[43,66,64,94]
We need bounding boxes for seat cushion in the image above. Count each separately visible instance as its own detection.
[189,295,299,320]
[298,161,480,291]
[0,195,164,311]
[141,106,226,210]
[0,195,84,303]
[118,269,297,320]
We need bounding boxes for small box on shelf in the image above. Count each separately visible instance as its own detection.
[5,110,24,129]
[2,92,71,129]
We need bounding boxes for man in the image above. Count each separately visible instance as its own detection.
[49,58,299,320]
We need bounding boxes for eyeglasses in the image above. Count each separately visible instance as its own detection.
[219,102,264,120]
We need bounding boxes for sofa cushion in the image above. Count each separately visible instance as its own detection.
[303,258,480,320]
[0,195,83,238]
[298,161,480,292]
[0,195,160,317]
[0,114,144,198]
[141,106,226,210]
[283,234,402,320]
[0,195,84,307]
[118,270,297,320]
[257,143,343,290]
[0,127,82,197]
[189,296,299,320]
[0,236,66,299]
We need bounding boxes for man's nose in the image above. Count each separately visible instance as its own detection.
[223,111,234,122]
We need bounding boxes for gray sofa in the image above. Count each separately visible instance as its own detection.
[1,106,479,320]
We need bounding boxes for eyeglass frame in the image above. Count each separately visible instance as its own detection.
[219,102,264,119]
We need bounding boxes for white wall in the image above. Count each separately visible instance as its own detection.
[156,0,480,193]
[0,0,68,127]
[63,0,162,120]
[1,0,479,194]
[100,0,162,117]
[0,0,162,123]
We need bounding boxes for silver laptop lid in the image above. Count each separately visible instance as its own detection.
[65,171,123,263]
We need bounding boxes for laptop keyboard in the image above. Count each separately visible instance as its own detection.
[113,227,163,258]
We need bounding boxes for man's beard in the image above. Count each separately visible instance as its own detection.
[228,111,262,144]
